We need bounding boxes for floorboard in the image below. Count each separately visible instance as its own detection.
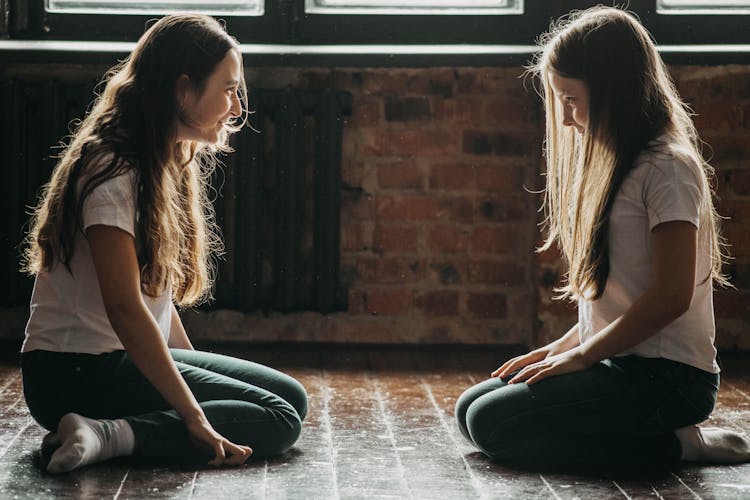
[1,344,748,499]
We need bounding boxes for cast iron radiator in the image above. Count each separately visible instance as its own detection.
[0,79,351,314]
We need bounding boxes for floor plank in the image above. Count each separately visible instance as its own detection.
[0,345,748,499]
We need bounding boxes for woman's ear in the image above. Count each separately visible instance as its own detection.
[175,74,192,111]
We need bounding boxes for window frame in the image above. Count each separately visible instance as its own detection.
[1,0,749,64]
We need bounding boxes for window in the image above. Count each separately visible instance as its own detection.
[305,0,523,15]
[657,0,750,14]
[1,0,747,64]
[46,0,264,15]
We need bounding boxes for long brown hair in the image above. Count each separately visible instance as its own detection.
[530,6,729,301]
[22,14,248,306]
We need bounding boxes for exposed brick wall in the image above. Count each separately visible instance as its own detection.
[325,67,542,346]
[1,63,748,349]
[243,65,750,349]
[672,66,750,350]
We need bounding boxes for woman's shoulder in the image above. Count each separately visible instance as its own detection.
[78,148,138,189]
[631,136,703,185]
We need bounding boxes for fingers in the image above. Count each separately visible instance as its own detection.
[525,367,554,386]
[492,351,545,379]
[225,443,253,466]
[207,441,227,467]
[508,360,547,384]
[208,440,253,467]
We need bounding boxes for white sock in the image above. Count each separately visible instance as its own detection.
[675,425,750,464]
[47,413,135,474]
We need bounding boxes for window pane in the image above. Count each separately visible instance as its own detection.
[657,0,750,14]
[45,0,264,15]
[305,0,523,15]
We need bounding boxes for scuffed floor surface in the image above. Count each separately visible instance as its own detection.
[0,344,748,499]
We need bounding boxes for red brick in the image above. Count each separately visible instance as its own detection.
[405,68,457,96]
[727,259,750,288]
[718,199,750,220]
[536,244,564,264]
[347,287,367,314]
[385,97,432,122]
[341,223,372,252]
[455,68,529,99]
[428,259,467,285]
[373,225,419,253]
[476,195,529,222]
[438,196,475,224]
[358,70,410,95]
[376,194,440,221]
[692,101,743,131]
[484,98,538,128]
[363,288,413,315]
[713,289,750,317]
[416,290,460,317]
[454,97,485,126]
[476,164,524,192]
[673,67,750,101]
[349,98,381,127]
[429,162,476,190]
[368,128,458,156]
[377,161,424,190]
[341,160,375,190]
[724,223,750,257]
[702,134,750,166]
[356,256,423,284]
[341,190,376,221]
[468,259,525,285]
[467,293,507,318]
[428,226,469,254]
[471,226,518,254]
[722,169,750,196]
[506,292,535,321]
[433,98,456,122]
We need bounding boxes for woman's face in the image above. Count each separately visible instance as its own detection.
[549,73,589,134]
[176,50,242,144]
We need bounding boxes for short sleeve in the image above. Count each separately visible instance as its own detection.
[81,170,137,237]
[643,157,703,231]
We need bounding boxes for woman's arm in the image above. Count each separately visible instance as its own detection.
[87,224,250,465]
[168,304,194,350]
[510,220,697,385]
[578,220,697,362]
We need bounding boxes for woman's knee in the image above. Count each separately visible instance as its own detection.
[283,377,308,422]
[454,387,478,437]
[256,411,303,458]
[464,393,521,458]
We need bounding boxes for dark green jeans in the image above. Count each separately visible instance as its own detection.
[21,348,308,463]
[455,355,719,470]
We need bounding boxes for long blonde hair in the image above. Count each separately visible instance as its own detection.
[22,14,248,306]
[531,6,729,301]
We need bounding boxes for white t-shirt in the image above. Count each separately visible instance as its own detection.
[23,165,172,354]
[578,138,719,374]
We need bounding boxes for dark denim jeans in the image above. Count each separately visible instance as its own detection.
[21,348,308,463]
[455,355,719,470]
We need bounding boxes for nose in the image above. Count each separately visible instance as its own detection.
[229,91,242,119]
[561,104,575,127]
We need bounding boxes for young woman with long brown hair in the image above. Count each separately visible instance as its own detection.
[21,14,307,474]
[455,6,750,470]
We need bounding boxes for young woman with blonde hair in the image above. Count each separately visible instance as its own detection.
[21,14,307,474]
[455,6,750,470]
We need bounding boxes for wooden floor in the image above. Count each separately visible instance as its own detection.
[0,344,749,499]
